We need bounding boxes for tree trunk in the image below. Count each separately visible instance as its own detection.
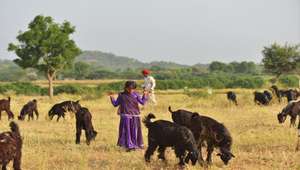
[47,71,55,98]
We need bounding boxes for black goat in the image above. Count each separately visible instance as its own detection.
[48,100,81,121]
[271,85,300,102]
[226,91,237,106]
[18,99,39,121]
[143,113,198,166]
[253,91,270,105]
[169,106,235,166]
[271,85,285,103]
[277,100,300,128]
[75,107,97,145]
[283,89,300,102]
[263,90,272,102]
[277,100,300,151]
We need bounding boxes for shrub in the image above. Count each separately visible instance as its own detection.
[0,82,47,95]
[279,75,299,87]
[227,76,265,88]
[54,84,94,95]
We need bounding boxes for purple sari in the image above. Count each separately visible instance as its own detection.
[111,91,147,149]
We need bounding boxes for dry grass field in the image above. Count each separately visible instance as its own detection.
[0,89,300,170]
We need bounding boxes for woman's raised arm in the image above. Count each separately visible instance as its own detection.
[110,94,121,107]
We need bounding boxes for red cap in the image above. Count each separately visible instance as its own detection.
[142,69,150,75]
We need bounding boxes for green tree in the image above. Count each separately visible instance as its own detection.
[8,15,81,97]
[229,61,257,74]
[262,43,300,80]
[74,61,91,79]
[209,61,228,73]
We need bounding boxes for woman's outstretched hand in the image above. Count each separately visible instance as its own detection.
[107,92,114,97]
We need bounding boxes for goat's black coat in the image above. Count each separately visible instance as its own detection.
[48,100,81,121]
[18,99,39,121]
[263,90,272,102]
[169,106,235,165]
[254,91,270,105]
[0,122,22,170]
[283,89,300,102]
[0,97,14,120]
[75,107,97,145]
[271,85,300,102]
[271,85,285,103]
[226,91,238,106]
[143,113,198,166]
[277,100,300,130]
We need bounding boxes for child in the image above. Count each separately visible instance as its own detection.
[109,81,148,151]
[141,69,157,105]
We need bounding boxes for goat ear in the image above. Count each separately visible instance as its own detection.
[168,106,173,113]
[76,100,80,103]
[230,152,235,158]
[191,112,199,120]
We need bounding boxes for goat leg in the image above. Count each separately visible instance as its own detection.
[157,146,166,161]
[76,122,82,144]
[76,130,81,144]
[29,112,34,121]
[296,121,300,151]
[85,130,93,145]
[35,109,39,120]
[290,116,297,127]
[197,141,205,166]
[13,152,21,170]
[206,143,214,165]
[2,162,7,170]
[174,147,185,166]
[144,143,158,162]
[56,116,60,122]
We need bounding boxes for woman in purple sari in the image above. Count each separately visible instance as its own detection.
[109,81,148,151]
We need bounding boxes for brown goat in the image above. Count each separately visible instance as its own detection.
[18,99,39,121]
[0,121,22,170]
[0,97,14,120]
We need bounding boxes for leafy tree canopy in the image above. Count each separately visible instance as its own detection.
[8,15,81,97]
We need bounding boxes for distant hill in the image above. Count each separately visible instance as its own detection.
[76,51,190,70]
[1,51,203,71]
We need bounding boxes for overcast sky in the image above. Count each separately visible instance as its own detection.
[1,0,299,65]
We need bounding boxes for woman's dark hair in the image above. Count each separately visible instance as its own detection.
[124,81,137,89]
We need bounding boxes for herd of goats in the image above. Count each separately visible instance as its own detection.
[0,84,300,169]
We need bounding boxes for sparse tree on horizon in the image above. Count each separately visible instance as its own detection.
[262,43,300,85]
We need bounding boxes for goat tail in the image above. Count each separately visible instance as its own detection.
[143,113,156,128]
[168,106,173,113]
[8,96,11,102]
[9,121,20,136]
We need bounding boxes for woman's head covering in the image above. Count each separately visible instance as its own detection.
[124,80,137,89]
[142,69,150,75]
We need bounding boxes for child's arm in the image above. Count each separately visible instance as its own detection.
[110,94,120,107]
[136,91,148,105]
